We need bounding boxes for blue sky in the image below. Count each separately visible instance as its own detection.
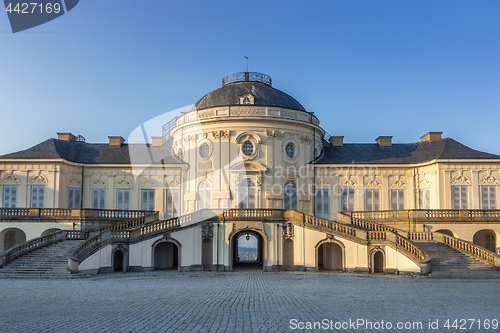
[1,0,499,155]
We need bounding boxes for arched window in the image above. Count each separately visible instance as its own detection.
[238,179,257,209]
[284,181,298,210]
[198,180,211,209]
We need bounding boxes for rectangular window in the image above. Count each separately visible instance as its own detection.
[418,189,430,209]
[116,189,130,210]
[481,186,497,209]
[166,189,180,219]
[141,189,155,211]
[67,188,82,208]
[2,185,17,208]
[92,189,106,209]
[316,190,330,219]
[391,189,405,210]
[341,189,355,212]
[365,189,380,211]
[30,185,45,208]
[453,186,468,209]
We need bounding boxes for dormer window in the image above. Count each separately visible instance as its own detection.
[239,94,254,105]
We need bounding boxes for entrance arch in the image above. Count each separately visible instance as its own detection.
[473,229,497,253]
[113,248,126,272]
[41,228,61,236]
[317,241,343,271]
[283,238,294,270]
[153,241,179,270]
[1,228,26,251]
[435,229,456,237]
[202,238,213,270]
[232,230,263,269]
[372,250,384,273]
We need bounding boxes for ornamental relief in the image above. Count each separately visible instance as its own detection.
[1,172,20,184]
[451,170,471,185]
[139,175,157,188]
[165,175,180,188]
[389,175,407,188]
[231,108,266,116]
[66,175,82,187]
[341,175,357,188]
[115,175,133,188]
[212,130,230,139]
[265,130,284,138]
[91,176,108,188]
[198,110,215,118]
[29,172,48,184]
[364,175,381,188]
[479,170,499,185]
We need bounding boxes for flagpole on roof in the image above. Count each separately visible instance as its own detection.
[244,56,249,72]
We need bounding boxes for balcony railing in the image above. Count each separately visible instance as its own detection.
[351,209,500,222]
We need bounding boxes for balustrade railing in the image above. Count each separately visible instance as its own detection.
[425,210,459,219]
[468,210,500,219]
[140,218,181,237]
[0,230,88,266]
[224,209,274,218]
[367,231,386,241]
[442,234,497,266]
[0,208,30,217]
[97,209,149,219]
[352,211,400,220]
[303,215,357,237]
[351,217,397,232]
[396,234,426,261]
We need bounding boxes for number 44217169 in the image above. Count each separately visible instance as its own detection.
[6,2,62,14]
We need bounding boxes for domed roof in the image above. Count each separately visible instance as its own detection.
[195,72,306,112]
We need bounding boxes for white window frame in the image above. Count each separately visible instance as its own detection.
[92,189,106,209]
[30,185,45,208]
[166,189,180,219]
[116,189,131,210]
[284,181,298,211]
[2,185,18,208]
[198,181,211,209]
[418,189,430,209]
[238,179,257,209]
[391,189,405,210]
[141,189,155,211]
[481,186,497,209]
[453,186,468,209]
[67,187,82,209]
[365,189,380,211]
[341,189,355,212]
[316,189,330,219]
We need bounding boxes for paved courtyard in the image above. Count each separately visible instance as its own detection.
[0,272,498,332]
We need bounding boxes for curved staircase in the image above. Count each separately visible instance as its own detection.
[0,240,90,279]
[415,242,500,279]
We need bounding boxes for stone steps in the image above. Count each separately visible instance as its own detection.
[416,242,500,279]
[0,240,90,279]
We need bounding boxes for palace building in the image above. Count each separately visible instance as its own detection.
[0,72,499,277]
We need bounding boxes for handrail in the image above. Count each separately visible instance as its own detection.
[408,232,500,267]
[303,214,358,237]
[224,209,275,218]
[351,209,500,222]
[0,230,88,267]
[0,208,156,220]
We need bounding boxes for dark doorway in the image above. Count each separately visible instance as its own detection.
[233,231,263,269]
[373,251,384,273]
[113,249,124,272]
[154,242,179,270]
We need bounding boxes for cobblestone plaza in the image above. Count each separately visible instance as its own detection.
[0,272,498,332]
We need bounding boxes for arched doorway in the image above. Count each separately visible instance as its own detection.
[435,229,455,237]
[202,238,213,270]
[233,230,263,269]
[473,230,497,253]
[41,228,61,236]
[317,242,343,271]
[113,249,125,272]
[154,242,179,270]
[1,228,26,251]
[283,239,294,271]
[372,251,384,273]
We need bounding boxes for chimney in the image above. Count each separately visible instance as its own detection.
[420,132,442,142]
[329,136,344,147]
[108,136,125,147]
[151,136,164,147]
[376,136,393,147]
[57,132,76,141]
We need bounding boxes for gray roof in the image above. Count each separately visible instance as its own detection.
[195,81,307,112]
[317,138,500,164]
[0,138,183,165]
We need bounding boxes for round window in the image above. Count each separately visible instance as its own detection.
[242,140,254,156]
[285,143,295,158]
[199,143,210,158]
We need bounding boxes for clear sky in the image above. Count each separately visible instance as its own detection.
[1,0,499,156]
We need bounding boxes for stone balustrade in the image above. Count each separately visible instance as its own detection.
[351,209,500,223]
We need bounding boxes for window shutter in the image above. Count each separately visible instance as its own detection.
[391,190,397,210]
[490,187,497,209]
[453,187,460,209]
[482,186,489,209]
[366,190,372,211]
[74,189,81,208]
[124,190,130,210]
[460,187,467,209]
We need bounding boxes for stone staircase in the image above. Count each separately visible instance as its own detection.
[0,240,90,279]
[415,242,500,279]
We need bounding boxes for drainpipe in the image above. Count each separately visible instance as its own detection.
[80,164,84,231]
